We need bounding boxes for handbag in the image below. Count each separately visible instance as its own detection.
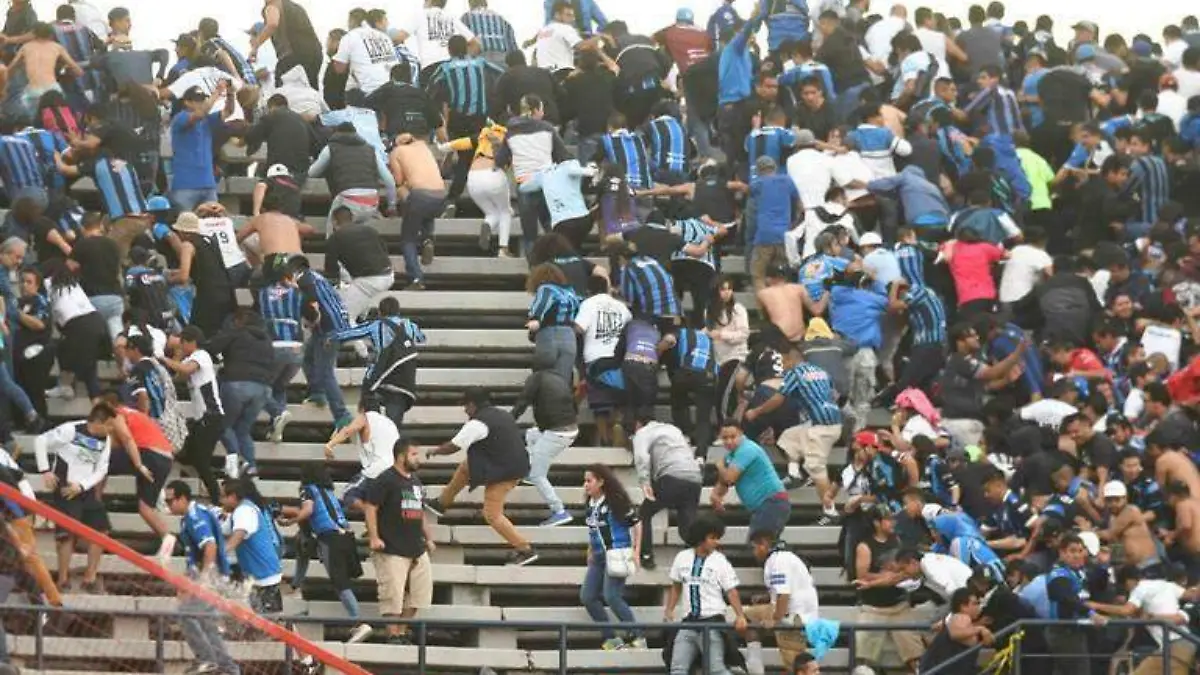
[605,546,636,579]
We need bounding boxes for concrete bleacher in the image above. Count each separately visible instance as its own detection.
[0,156,891,675]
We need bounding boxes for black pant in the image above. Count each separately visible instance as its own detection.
[715,360,741,426]
[617,86,666,130]
[14,345,52,418]
[638,475,701,559]
[882,342,945,406]
[190,284,236,338]
[447,113,487,200]
[671,260,716,328]
[622,361,659,427]
[179,414,224,501]
[669,368,716,455]
[553,216,592,253]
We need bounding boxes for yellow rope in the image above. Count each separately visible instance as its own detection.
[980,629,1024,675]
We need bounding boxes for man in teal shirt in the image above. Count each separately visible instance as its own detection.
[712,423,791,538]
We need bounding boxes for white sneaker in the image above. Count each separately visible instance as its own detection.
[224,454,241,479]
[46,385,75,400]
[270,410,293,444]
[347,623,374,644]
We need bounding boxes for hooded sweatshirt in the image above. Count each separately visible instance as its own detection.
[867,165,951,226]
[206,323,276,386]
[510,350,578,431]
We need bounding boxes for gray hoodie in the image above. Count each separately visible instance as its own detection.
[867,164,950,224]
[631,421,703,486]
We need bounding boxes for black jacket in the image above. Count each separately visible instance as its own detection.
[496,65,561,123]
[323,132,378,197]
[466,406,530,488]
[367,82,443,137]
[206,324,276,385]
[245,107,316,175]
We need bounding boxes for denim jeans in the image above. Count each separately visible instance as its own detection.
[580,552,638,640]
[88,294,125,343]
[304,334,348,421]
[534,325,577,384]
[170,187,220,212]
[517,189,550,256]
[684,110,716,160]
[179,595,240,674]
[264,343,303,420]
[220,380,271,468]
[402,189,445,284]
[670,624,732,675]
[525,427,578,514]
[0,361,34,419]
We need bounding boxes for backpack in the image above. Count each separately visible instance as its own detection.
[367,318,420,400]
[151,357,189,452]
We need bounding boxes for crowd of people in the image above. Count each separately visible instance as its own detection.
[0,0,1198,673]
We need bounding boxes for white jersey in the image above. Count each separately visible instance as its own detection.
[198,217,247,270]
[334,25,400,95]
[412,7,474,67]
[359,411,399,478]
[763,549,819,624]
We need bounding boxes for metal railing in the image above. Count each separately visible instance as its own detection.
[4,602,1199,674]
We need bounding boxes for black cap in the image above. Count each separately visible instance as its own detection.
[461,387,491,407]
[181,86,207,102]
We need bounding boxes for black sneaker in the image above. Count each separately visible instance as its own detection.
[420,239,435,266]
[640,556,657,571]
[507,548,539,566]
[781,474,813,490]
[424,498,445,518]
[387,633,412,646]
[814,513,840,526]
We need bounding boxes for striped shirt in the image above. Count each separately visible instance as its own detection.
[90,155,148,220]
[430,57,503,117]
[644,115,688,178]
[962,84,1024,136]
[895,243,926,287]
[529,283,581,326]
[53,21,105,98]
[603,130,652,190]
[127,358,169,419]
[16,129,68,192]
[671,328,716,375]
[779,60,837,97]
[621,255,680,319]
[203,36,258,85]
[780,362,842,425]
[0,135,45,191]
[1127,154,1170,224]
[393,44,421,85]
[671,218,717,270]
[297,272,351,335]
[259,283,305,344]
[904,284,946,346]
[333,316,427,382]
[745,126,797,180]
[461,8,518,56]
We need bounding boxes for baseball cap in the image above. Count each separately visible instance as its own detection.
[859,232,883,247]
[1074,43,1097,62]
[181,86,208,102]
[1102,481,1128,498]
[246,21,265,36]
[146,195,171,212]
[266,164,291,178]
[676,7,695,24]
[1026,47,1048,62]
[755,155,777,173]
[854,430,880,448]
[1072,20,1099,35]
[1131,40,1153,57]
[795,128,817,147]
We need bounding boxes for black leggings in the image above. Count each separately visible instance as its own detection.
[638,476,701,559]
[672,259,716,328]
[179,414,224,501]
[715,360,742,426]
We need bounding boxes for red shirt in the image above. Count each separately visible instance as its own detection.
[947,241,1004,305]
[654,24,712,73]
[118,406,172,455]
[1068,348,1109,379]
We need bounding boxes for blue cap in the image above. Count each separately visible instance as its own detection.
[246,21,265,36]
[1074,43,1097,62]
[146,195,171,212]
[1131,40,1153,57]
[676,7,694,23]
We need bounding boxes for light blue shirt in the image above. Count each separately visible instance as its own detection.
[728,437,785,511]
[526,160,591,226]
[863,248,902,288]
[319,107,388,163]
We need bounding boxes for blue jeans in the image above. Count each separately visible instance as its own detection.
[684,111,716,160]
[0,361,34,419]
[220,380,271,468]
[834,83,872,125]
[534,325,577,383]
[517,189,550,256]
[170,187,219,212]
[580,552,638,640]
[88,294,125,343]
[264,343,303,420]
[179,595,239,675]
[303,334,348,422]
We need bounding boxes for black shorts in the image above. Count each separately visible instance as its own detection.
[109,448,173,507]
[54,490,110,539]
[251,583,283,615]
[342,473,376,510]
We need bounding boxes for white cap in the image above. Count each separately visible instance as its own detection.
[921,504,945,522]
[266,163,291,178]
[1102,481,1128,498]
[860,232,883,247]
[1078,531,1101,557]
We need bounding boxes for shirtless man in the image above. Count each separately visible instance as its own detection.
[1147,441,1200,503]
[237,211,313,280]
[12,23,84,115]
[390,134,446,291]
[1096,481,1163,577]
[1165,480,1200,582]
[756,264,828,344]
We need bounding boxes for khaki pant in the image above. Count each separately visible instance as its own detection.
[1133,640,1197,675]
[855,603,925,666]
[750,244,788,291]
[8,516,61,606]
[796,424,842,476]
[107,216,149,263]
[440,460,529,551]
[373,551,433,619]
[744,604,808,671]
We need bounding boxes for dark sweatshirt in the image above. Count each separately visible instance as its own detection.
[511,354,578,431]
[206,324,276,385]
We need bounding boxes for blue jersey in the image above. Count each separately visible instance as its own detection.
[780,363,842,425]
[91,155,148,220]
[621,255,679,319]
[903,285,946,346]
[0,134,45,191]
[798,253,848,301]
[231,501,283,583]
[258,283,304,343]
[301,483,349,535]
[1045,564,1088,619]
[334,316,426,383]
[179,502,231,576]
[461,9,518,55]
[671,218,717,270]
[603,130,652,190]
[429,57,503,117]
[670,328,716,375]
[984,489,1033,539]
[529,283,581,327]
[920,455,959,507]
[745,126,796,180]
[644,115,688,178]
[779,61,836,97]
[16,129,68,192]
[1127,475,1166,522]
[296,271,351,335]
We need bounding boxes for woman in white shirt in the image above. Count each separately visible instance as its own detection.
[44,264,108,401]
[707,276,749,426]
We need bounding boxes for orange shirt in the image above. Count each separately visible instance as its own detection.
[118,406,173,455]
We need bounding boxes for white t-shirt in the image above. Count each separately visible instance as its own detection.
[919,553,973,602]
[669,548,739,619]
[413,7,474,67]
[451,419,489,449]
[786,148,835,212]
[125,327,167,361]
[360,410,399,479]
[1174,67,1200,103]
[166,67,245,122]
[763,550,819,624]
[198,217,247,270]
[334,25,400,95]
[901,415,945,443]
[574,294,632,365]
[1019,399,1078,428]
[830,151,873,202]
[1128,579,1186,646]
[914,27,949,74]
[185,349,223,418]
[1124,388,1146,420]
[864,16,906,61]
[535,21,582,72]
[49,283,96,327]
[999,245,1053,303]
